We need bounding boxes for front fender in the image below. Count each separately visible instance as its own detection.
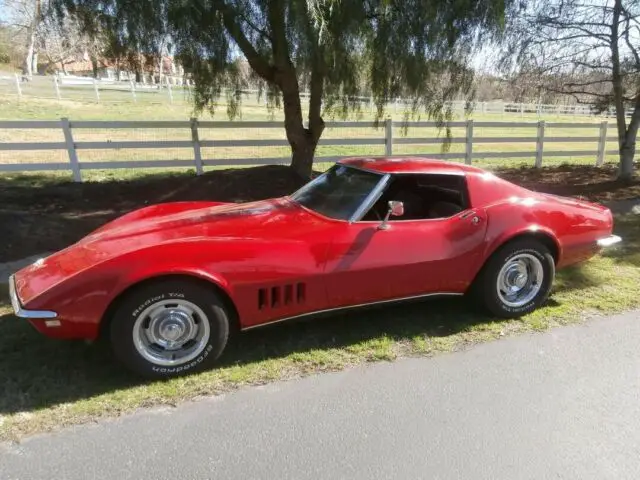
[18,240,237,340]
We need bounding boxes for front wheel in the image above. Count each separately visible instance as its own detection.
[471,238,555,318]
[109,278,230,378]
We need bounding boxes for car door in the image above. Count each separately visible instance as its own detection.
[322,208,489,308]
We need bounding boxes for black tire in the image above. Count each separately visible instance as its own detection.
[109,278,230,379]
[470,238,555,318]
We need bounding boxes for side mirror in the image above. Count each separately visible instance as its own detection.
[378,200,404,230]
[388,200,404,217]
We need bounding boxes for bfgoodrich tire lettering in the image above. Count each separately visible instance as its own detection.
[110,278,230,378]
[472,238,555,319]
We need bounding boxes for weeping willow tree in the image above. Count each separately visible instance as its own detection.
[55,0,515,178]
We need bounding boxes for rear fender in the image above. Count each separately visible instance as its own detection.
[473,203,563,277]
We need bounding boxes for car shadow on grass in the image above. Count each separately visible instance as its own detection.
[0,266,598,418]
[0,295,506,417]
[601,213,640,268]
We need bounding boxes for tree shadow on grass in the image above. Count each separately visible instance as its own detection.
[0,165,306,263]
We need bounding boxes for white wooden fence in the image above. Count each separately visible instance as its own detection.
[0,119,620,182]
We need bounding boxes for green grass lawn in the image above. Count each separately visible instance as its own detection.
[1,213,638,442]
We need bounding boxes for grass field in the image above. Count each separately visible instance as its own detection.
[0,211,638,442]
[0,94,622,184]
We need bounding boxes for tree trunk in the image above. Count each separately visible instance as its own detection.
[619,142,635,182]
[23,0,40,79]
[618,100,640,182]
[91,56,98,78]
[610,0,635,182]
[24,34,35,78]
[280,70,324,179]
[290,134,321,179]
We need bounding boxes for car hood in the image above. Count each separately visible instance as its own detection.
[83,198,294,243]
[13,197,316,305]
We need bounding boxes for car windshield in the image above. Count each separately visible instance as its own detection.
[289,164,384,221]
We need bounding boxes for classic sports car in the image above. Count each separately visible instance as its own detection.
[10,157,621,378]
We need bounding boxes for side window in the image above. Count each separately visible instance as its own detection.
[361,173,470,221]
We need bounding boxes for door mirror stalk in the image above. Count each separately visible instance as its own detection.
[378,201,404,230]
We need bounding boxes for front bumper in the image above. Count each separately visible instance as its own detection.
[597,235,622,247]
[8,274,58,319]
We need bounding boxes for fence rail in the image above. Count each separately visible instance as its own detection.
[0,118,620,182]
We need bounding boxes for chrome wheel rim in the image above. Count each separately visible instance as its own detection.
[496,253,544,308]
[132,299,210,367]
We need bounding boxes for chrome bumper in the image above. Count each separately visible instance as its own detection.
[597,235,622,247]
[8,275,58,319]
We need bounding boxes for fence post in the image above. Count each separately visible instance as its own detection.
[596,121,608,166]
[385,118,393,156]
[465,119,474,165]
[535,120,545,168]
[14,73,22,98]
[61,117,81,182]
[53,76,61,100]
[166,76,173,104]
[191,117,204,175]
[130,79,137,102]
[93,78,100,102]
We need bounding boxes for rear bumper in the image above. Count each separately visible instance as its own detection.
[597,235,622,247]
[8,275,58,319]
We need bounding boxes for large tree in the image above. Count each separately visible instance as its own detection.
[56,0,514,178]
[1,0,42,78]
[501,0,640,181]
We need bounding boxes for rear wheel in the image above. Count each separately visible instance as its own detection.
[110,278,230,378]
[471,238,555,318]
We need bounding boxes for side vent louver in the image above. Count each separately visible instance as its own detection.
[258,282,306,310]
[296,282,306,303]
[271,286,281,308]
[284,284,294,305]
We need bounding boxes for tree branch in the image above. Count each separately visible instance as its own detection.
[546,86,613,98]
[215,3,275,83]
[267,0,290,69]
[574,60,614,70]
[611,0,627,136]
[237,13,272,44]
[564,79,613,88]
[300,2,325,136]
[308,67,325,137]
[621,9,640,68]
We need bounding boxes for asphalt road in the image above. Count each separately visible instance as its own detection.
[3,310,640,480]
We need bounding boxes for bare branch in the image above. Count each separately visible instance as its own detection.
[621,7,640,67]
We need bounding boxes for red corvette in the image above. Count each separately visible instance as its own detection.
[9,157,621,378]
